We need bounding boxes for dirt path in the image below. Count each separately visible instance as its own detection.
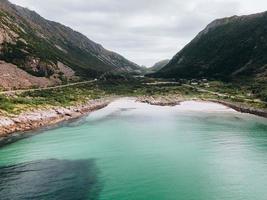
[183,84,267,105]
[0,80,97,95]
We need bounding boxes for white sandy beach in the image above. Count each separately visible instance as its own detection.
[176,101,236,112]
[88,99,236,122]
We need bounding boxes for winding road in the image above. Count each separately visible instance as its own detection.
[0,80,97,95]
[183,84,267,105]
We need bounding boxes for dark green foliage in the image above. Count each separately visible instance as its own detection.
[0,42,27,66]
[249,80,267,102]
[148,12,267,102]
[0,95,14,112]
[19,83,103,106]
[153,12,267,80]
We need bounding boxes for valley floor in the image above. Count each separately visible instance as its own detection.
[0,78,266,145]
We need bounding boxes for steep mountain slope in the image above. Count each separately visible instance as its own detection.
[153,12,267,80]
[147,59,170,73]
[0,0,141,86]
[0,60,54,89]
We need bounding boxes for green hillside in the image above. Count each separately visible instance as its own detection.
[153,12,267,81]
[0,0,142,80]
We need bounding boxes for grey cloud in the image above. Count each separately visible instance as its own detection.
[10,0,267,66]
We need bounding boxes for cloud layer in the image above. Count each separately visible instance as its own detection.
[10,0,267,66]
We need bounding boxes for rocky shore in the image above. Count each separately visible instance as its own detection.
[137,96,267,118]
[0,96,266,147]
[0,98,113,144]
[210,100,267,118]
[137,95,183,106]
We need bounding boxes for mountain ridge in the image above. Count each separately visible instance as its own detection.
[147,59,170,73]
[152,11,267,81]
[0,0,142,89]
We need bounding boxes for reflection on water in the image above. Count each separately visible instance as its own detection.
[0,159,101,200]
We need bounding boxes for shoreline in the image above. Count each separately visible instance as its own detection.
[0,96,267,147]
[210,100,267,118]
[0,98,114,146]
[136,96,267,117]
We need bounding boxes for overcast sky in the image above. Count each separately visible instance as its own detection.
[9,0,267,67]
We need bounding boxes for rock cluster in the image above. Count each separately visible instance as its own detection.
[137,96,182,106]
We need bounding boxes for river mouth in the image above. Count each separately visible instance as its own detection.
[0,99,267,200]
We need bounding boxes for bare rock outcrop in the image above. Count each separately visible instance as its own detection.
[0,60,53,90]
[137,95,182,106]
[0,98,112,140]
[57,62,79,81]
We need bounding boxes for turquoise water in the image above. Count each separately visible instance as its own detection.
[0,99,267,200]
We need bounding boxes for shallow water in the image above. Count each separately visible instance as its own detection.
[0,99,267,200]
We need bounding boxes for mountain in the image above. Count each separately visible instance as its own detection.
[152,12,267,81]
[0,0,141,88]
[147,59,170,73]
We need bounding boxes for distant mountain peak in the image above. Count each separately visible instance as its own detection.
[147,59,170,73]
[197,12,267,40]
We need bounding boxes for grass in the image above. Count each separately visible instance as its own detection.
[0,79,199,114]
[193,79,267,109]
[0,78,266,115]
[0,95,15,113]
[0,82,106,114]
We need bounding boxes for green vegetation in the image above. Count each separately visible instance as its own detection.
[152,12,267,80]
[187,79,267,109]
[150,12,267,106]
[0,1,266,119]
[0,77,266,116]
[0,95,15,112]
[0,78,198,115]
[0,82,104,114]
[0,1,142,79]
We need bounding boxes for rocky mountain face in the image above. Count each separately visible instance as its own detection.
[0,0,141,89]
[147,59,170,73]
[152,12,267,81]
